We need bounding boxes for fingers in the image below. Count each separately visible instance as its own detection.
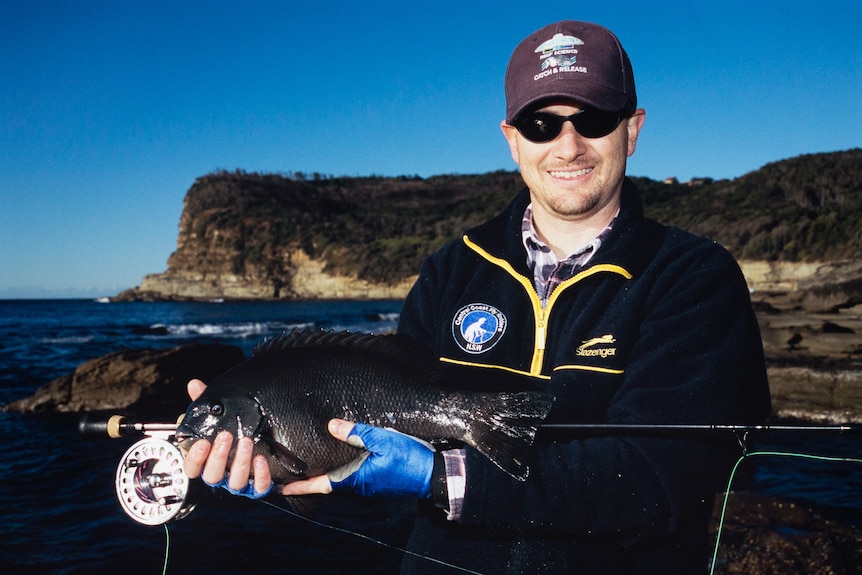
[282,474,333,496]
[279,418,355,496]
[187,378,207,401]
[183,430,273,497]
[253,454,272,495]
[201,430,233,485]
[191,419,355,497]
[183,438,211,479]
[328,418,356,441]
[228,436,254,490]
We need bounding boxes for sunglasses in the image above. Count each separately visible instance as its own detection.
[511,108,623,142]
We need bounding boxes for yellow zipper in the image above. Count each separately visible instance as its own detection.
[462,235,633,377]
[531,306,547,374]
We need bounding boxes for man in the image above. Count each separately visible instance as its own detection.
[184,20,771,574]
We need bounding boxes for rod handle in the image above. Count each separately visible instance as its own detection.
[78,414,135,438]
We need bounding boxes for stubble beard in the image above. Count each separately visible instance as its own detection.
[548,190,603,219]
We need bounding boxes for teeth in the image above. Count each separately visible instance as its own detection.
[549,168,592,179]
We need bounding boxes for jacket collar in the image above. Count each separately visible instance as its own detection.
[464,177,648,278]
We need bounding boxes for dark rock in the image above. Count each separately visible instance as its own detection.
[767,366,862,423]
[2,343,245,416]
[710,491,862,574]
[799,273,862,314]
[782,260,862,314]
[823,321,856,335]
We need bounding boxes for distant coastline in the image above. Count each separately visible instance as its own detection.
[115,150,860,303]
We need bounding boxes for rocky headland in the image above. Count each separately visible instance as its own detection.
[113,150,861,303]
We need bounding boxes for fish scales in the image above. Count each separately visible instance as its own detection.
[252,344,473,474]
[176,329,554,508]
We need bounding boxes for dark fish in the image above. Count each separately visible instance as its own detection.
[175,329,553,506]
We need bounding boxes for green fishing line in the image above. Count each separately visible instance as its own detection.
[162,523,170,575]
[155,450,860,575]
[710,450,862,575]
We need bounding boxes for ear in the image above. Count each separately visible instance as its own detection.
[500,120,521,165]
[625,109,646,157]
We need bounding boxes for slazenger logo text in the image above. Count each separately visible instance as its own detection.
[576,334,617,358]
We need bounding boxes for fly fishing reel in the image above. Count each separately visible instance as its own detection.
[80,414,200,525]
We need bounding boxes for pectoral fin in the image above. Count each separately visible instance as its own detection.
[259,437,309,477]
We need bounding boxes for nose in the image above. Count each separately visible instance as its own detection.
[553,120,587,160]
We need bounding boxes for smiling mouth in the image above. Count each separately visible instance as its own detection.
[548,167,593,179]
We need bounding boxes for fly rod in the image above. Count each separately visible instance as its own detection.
[538,422,862,434]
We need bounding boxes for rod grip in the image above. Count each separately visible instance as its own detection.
[78,414,132,438]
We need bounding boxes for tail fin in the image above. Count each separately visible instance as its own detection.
[466,391,554,481]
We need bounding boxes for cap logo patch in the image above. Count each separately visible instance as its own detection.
[533,33,587,81]
[452,303,507,354]
[535,33,583,54]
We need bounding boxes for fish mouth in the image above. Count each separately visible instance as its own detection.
[175,437,197,456]
[174,424,201,456]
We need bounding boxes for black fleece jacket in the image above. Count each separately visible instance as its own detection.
[397,179,772,574]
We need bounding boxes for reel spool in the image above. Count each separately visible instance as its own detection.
[80,414,199,525]
[115,436,198,525]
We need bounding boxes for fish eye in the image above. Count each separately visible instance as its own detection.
[209,402,225,416]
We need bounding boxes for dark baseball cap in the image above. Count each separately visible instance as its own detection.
[505,20,636,122]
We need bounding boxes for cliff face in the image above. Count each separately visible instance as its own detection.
[137,247,416,300]
[117,170,509,300]
[118,150,862,301]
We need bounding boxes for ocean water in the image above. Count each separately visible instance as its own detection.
[0,299,859,574]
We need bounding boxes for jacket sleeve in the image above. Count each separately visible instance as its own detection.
[411,241,771,543]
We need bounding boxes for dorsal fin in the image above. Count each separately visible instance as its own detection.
[253,328,445,385]
[254,328,377,356]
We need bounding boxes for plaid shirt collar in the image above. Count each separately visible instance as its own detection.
[521,204,617,304]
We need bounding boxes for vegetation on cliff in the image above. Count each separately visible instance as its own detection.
[639,149,862,261]
[163,149,861,290]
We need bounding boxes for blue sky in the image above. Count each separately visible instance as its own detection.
[1,1,860,298]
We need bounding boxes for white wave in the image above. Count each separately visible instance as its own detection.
[40,335,96,344]
[159,321,313,339]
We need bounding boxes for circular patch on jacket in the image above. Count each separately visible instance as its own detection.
[452,303,507,354]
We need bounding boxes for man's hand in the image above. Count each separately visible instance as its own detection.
[182,379,273,498]
[283,419,435,499]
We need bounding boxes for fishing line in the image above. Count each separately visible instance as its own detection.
[152,452,859,575]
[162,523,170,575]
[256,497,487,575]
[709,450,862,575]
[258,450,861,575]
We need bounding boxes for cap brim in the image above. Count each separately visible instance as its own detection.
[508,84,630,122]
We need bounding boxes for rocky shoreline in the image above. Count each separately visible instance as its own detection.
[3,343,246,416]
[710,491,862,574]
[745,260,862,425]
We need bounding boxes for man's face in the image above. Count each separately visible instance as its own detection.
[501,102,645,227]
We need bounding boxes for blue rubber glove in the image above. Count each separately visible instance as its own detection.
[203,476,273,500]
[328,422,435,499]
